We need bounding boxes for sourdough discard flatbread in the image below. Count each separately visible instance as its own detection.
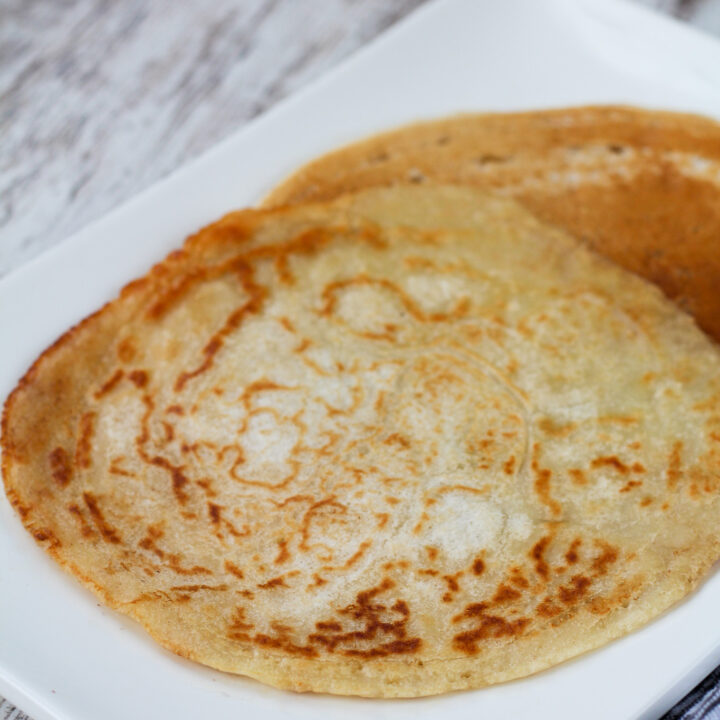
[3,185,720,697]
[266,106,720,343]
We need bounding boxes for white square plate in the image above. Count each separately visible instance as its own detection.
[3,1,720,718]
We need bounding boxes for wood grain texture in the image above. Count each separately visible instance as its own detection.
[0,0,427,278]
[1,0,720,718]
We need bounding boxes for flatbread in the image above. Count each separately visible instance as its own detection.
[265,106,720,343]
[3,185,720,697]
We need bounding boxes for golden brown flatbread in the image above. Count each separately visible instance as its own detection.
[265,106,720,343]
[3,185,720,696]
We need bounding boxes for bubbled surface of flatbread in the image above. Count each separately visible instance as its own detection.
[3,185,720,697]
[266,106,720,343]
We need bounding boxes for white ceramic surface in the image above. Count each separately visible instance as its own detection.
[2,0,720,718]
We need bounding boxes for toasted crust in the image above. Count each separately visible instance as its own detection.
[3,185,720,696]
[265,105,720,343]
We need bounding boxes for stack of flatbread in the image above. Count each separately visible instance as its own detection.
[3,106,720,696]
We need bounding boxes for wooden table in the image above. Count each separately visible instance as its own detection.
[2,1,720,718]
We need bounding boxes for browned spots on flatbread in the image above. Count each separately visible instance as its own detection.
[257,576,287,590]
[109,457,135,477]
[538,417,576,437]
[666,441,684,489]
[588,576,645,616]
[598,414,640,426]
[531,443,561,516]
[31,527,61,548]
[536,599,563,618]
[168,228,353,391]
[230,452,301,491]
[228,608,318,658]
[174,265,267,391]
[129,370,149,388]
[568,468,587,486]
[238,378,290,406]
[175,307,256,391]
[224,560,244,579]
[274,539,290,565]
[279,316,295,333]
[443,574,461,593]
[116,337,136,363]
[384,432,411,449]
[167,462,190,504]
[134,394,192,505]
[249,630,318,658]
[419,568,439,577]
[503,455,516,476]
[436,484,489,497]
[591,455,643,475]
[316,620,342,632]
[221,516,250,540]
[509,567,529,589]
[166,553,212,576]
[95,369,124,399]
[83,492,121,544]
[146,249,248,320]
[227,606,254,638]
[161,421,174,443]
[440,571,464,602]
[323,540,372,572]
[195,478,216,498]
[591,541,619,576]
[344,637,422,658]
[558,575,592,604]
[413,511,430,535]
[306,578,422,658]
[492,583,522,604]
[565,539,582,565]
[262,226,361,285]
[67,503,97,538]
[452,602,531,655]
[48,446,72,487]
[74,412,96,469]
[530,535,552,579]
[169,583,229,594]
[299,497,347,551]
[452,535,616,644]
[139,524,165,559]
[207,502,222,524]
[320,274,470,326]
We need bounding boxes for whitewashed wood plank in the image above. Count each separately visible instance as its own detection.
[0,0,427,278]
